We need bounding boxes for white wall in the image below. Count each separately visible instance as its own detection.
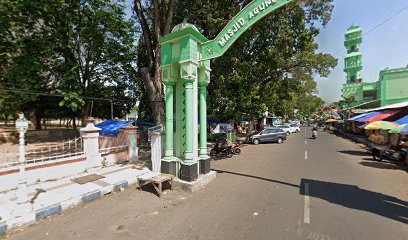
[0,156,90,192]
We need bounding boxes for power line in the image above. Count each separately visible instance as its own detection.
[331,4,408,57]
[0,86,130,102]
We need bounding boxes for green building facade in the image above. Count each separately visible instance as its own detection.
[341,25,408,109]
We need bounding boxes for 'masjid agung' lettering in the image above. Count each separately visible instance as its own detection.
[218,18,245,47]
[217,0,278,48]
[249,0,277,20]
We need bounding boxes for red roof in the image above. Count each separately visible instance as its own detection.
[364,109,401,123]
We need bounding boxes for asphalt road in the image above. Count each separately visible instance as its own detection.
[7,127,408,240]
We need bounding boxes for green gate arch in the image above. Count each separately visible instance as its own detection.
[202,0,294,60]
[159,0,298,181]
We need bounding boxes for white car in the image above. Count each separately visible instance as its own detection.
[275,125,291,135]
[291,121,301,126]
[288,124,300,133]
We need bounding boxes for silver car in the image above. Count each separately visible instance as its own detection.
[248,128,287,144]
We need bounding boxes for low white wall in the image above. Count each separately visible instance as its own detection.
[0,156,91,192]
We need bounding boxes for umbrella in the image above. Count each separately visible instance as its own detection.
[400,125,408,135]
[325,119,337,123]
[364,121,398,130]
[389,124,408,134]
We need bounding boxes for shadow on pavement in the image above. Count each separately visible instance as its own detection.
[359,161,408,172]
[338,150,371,156]
[210,155,235,161]
[300,179,408,224]
[211,168,299,188]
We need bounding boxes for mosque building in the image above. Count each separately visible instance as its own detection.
[341,25,408,109]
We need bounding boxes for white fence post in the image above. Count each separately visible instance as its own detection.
[80,123,102,168]
[150,132,163,173]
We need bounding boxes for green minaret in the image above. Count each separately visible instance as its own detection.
[344,25,363,83]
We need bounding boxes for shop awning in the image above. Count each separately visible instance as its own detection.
[348,113,368,121]
[355,111,381,123]
[395,115,408,125]
[364,109,401,123]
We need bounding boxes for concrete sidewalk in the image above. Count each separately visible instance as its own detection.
[0,164,156,235]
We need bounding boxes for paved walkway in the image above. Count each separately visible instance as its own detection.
[0,164,156,234]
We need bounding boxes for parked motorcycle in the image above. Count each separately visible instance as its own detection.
[210,138,233,158]
[372,147,408,166]
[231,141,242,155]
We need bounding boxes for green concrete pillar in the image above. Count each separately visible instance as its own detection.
[164,81,175,160]
[183,77,195,162]
[199,83,208,158]
[198,62,211,159]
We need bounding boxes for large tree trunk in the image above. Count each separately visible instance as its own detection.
[134,0,176,125]
[72,116,76,129]
[30,110,42,130]
[81,102,91,126]
[141,67,164,125]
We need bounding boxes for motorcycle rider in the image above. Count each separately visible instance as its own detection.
[312,124,318,139]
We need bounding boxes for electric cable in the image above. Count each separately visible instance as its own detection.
[0,85,131,102]
[331,4,408,56]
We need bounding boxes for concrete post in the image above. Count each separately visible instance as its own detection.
[151,132,163,172]
[123,125,138,162]
[80,123,102,168]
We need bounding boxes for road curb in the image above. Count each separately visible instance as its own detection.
[2,175,139,235]
[35,204,62,221]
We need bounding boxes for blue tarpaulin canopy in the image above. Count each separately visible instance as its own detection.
[96,120,132,136]
[395,115,408,125]
[355,111,381,123]
[348,113,368,121]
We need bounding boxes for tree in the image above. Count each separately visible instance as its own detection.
[0,0,138,128]
[174,0,337,122]
[133,0,177,125]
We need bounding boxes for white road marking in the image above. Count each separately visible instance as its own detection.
[305,150,308,160]
[305,140,307,145]
[304,182,311,224]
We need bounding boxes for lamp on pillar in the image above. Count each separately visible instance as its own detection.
[12,112,33,221]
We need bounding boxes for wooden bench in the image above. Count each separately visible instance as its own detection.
[138,173,174,197]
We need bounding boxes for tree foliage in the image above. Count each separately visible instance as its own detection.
[0,0,138,129]
[173,0,337,121]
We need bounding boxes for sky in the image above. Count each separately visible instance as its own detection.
[315,0,408,103]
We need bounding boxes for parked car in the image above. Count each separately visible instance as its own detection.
[247,128,287,144]
[288,124,300,133]
[291,120,301,126]
[275,125,291,135]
